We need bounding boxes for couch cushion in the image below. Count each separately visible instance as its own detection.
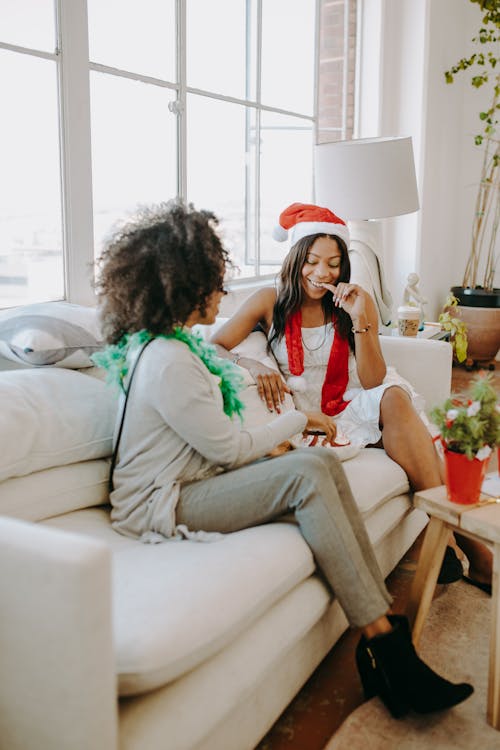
[0,368,117,481]
[0,460,110,521]
[342,447,410,519]
[0,302,103,368]
[43,507,316,696]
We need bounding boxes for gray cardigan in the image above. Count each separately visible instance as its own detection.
[110,337,307,541]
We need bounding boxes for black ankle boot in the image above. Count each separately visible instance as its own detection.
[355,615,473,718]
[437,546,463,584]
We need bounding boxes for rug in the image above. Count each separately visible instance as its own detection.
[325,580,498,750]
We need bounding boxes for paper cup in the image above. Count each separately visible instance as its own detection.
[397,305,420,337]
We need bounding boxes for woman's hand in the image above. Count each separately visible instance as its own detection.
[267,440,294,457]
[304,411,337,443]
[321,281,386,388]
[245,360,291,413]
[321,282,369,324]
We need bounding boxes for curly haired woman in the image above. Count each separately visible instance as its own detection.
[93,200,473,719]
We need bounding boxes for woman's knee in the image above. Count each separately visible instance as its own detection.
[380,386,414,425]
[292,447,342,477]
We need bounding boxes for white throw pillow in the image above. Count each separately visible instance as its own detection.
[228,330,296,429]
[0,301,103,368]
[0,460,110,521]
[0,368,117,482]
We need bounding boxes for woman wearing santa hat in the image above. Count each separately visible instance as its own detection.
[211,202,492,593]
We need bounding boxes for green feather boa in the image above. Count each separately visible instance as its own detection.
[91,327,246,420]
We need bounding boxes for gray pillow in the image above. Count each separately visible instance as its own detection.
[0,302,104,368]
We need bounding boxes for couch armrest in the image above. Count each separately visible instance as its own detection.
[380,337,452,412]
[0,517,118,750]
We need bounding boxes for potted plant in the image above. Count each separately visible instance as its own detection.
[430,372,500,504]
[444,0,500,366]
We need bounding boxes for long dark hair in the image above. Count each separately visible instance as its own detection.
[94,201,232,344]
[268,233,355,352]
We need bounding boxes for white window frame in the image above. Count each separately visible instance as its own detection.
[1,0,358,307]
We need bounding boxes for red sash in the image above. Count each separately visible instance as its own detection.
[285,310,350,416]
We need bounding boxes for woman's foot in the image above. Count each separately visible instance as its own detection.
[455,534,493,591]
[437,546,463,584]
[356,615,473,718]
[462,571,492,595]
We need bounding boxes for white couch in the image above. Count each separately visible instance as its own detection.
[0,305,453,750]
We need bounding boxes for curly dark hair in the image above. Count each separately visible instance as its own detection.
[268,233,355,352]
[94,201,232,344]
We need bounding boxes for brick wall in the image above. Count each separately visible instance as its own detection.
[317,0,357,144]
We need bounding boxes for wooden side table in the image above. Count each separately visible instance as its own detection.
[406,485,500,728]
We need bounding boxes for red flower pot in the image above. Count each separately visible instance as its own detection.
[443,448,490,504]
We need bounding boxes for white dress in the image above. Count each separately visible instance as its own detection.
[269,324,423,447]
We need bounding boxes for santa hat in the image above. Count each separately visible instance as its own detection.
[272,203,350,248]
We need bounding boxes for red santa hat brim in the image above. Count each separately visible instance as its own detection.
[272,202,350,248]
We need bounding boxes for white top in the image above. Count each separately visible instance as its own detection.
[270,324,419,447]
[270,324,362,413]
[110,337,307,542]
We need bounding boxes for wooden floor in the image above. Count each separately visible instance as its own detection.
[257,363,500,750]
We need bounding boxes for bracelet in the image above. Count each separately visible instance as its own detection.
[351,323,372,334]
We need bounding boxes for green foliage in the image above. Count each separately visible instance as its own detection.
[444,0,500,143]
[431,372,500,459]
[92,327,246,419]
[444,0,500,289]
[438,294,468,363]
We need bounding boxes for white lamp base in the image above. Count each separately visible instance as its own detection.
[347,219,394,327]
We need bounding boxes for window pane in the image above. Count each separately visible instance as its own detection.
[88,0,176,81]
[187,95,256,279]
[0,50,63,307]
[187,0,253,100]
[90,72,177,258]
[0,0,55,52]
[261,0,315,115]
[260,111,313,271]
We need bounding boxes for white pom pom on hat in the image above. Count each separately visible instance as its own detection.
[272,224,288,242]
[272,202,350,248]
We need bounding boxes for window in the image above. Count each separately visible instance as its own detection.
[0,0,357,308]
[87,0,177,255]
[0,1,63,307]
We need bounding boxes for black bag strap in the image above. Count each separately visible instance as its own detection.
[108,338,155,493]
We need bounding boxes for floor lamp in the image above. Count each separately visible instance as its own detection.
[314,136,420,327]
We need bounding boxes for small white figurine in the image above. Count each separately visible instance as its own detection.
[403,272,427,328]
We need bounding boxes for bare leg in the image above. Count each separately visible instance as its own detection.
[363,615,392,639]
[379,386,441,491]
[380,386,492,584]
[454,534,492,585]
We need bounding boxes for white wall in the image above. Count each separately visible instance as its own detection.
[358,0,496,320]
[418,0,486,319]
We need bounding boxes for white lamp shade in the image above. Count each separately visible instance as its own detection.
[314,136,419,220]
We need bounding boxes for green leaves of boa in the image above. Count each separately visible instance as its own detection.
[91,327,246,420]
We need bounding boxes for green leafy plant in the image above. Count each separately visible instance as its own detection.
[445,0,500,290]
[431,372,500,459]
[438,293,468,362]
